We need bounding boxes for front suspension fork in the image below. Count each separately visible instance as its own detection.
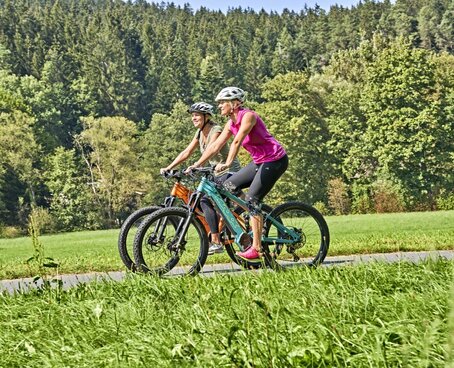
[175,191,201,245]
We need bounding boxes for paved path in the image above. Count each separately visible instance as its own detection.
[1,250,453,295]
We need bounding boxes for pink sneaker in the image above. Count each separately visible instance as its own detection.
[236,247,261,261]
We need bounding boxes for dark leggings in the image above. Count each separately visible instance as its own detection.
[224,154,288,206]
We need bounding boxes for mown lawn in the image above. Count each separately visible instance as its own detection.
[0,260,453,367]
[0,210,453,279]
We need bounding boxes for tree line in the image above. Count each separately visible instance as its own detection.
[0,0,453,234]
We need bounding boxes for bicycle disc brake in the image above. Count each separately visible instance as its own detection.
[145,234,186,257]
[145,234,165,251]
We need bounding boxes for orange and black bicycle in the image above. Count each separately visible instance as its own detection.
[117,170,272,271]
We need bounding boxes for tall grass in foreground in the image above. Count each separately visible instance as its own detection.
[1,260,453,367]
[448,280,454,368]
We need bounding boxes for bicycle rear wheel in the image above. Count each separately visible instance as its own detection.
[263,201,329,268]
[118,206,160,271]
[133,207,209,276]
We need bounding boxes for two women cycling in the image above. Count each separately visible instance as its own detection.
[163,86,288,261]
[159,101,241,255]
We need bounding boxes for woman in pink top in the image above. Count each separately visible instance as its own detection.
[188,87,288,261]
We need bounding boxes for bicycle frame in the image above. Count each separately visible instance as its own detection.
[156,172,240,245]
[163,177,207,231]
[185,175,302,250]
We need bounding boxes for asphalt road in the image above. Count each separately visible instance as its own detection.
[1,250,453,295]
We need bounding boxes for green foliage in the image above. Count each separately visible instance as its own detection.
[0,225,24,239]
[152,37,192,113]
[192,53,224,102]
[257,71,332,205]
[316,76,366,178]
[73,8,147,121]
[271,27,294,76]
[436,190,454,210]
[0,43,11,71]
[26,206,58,277]
[0,61,79,151]
[0,110,41,206]
[75,116,148,226]
[141,101,196,203]
[327,178,351,215]
[0,0,453,224]
[350,183,374,214]
[361,37,449,204]
[313,201,330,215]
[43,147,98,231]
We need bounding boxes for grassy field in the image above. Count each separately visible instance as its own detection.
[0,210,453,280]
[0,260,453,367]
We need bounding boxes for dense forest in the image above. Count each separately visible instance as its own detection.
[0,0,453,234]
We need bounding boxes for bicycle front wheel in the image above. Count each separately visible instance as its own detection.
[263,201,330,268]
[118,206,161,271]
[133,207,209,276]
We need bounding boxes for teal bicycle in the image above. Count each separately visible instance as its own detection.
[133,167,330,276]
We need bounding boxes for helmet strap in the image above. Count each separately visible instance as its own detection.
[201,114,211,132]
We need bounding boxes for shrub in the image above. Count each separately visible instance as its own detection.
[313,201,330,216]
[327,178,351,215]
[0,225,25,238]
[28,207,56,234]
[350,184,374,214]
[436,191,454,210]
[352,193,373,214]
[372,180,405,213]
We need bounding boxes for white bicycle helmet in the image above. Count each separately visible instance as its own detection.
[215,87,246,102]
[188,102,214,115]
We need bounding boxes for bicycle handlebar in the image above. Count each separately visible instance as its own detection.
[160,167,216,184]
[187,166,215,175]
[161,170,184,180]
[184,166,230,180]
[162,166,228,184]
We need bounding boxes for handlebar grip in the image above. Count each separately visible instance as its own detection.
[162,169,181,179]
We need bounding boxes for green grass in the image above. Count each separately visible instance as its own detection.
[326,210,454,254]
[0,210,453,279]
[0,229,121,279]
[0,260,453,367]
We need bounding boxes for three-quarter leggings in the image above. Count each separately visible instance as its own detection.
[224,154,288,205]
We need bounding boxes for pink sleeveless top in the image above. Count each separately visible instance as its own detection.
[228,108,286,164]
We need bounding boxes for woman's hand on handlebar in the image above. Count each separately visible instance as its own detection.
[215,163,230,174]
[160,168,181,179]
[184,163,199,175]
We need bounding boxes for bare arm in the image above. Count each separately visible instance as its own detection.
[161,137,199,173]
[192,124,232,167]
[206,131,221,149]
